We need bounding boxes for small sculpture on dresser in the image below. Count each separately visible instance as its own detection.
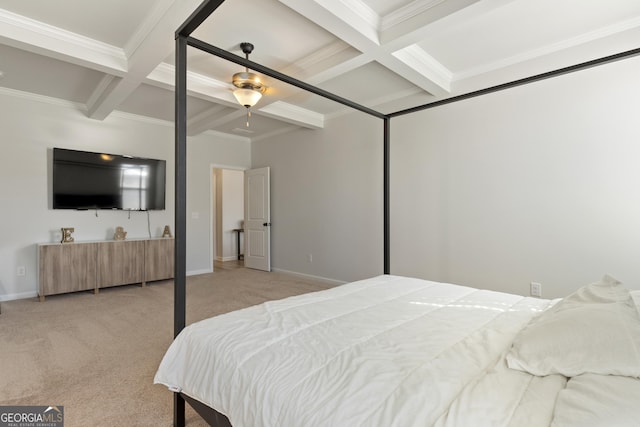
[114,226,127,241]
[162,225,172,238]
[61,227,75,243]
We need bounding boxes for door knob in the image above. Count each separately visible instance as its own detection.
[263,222,271,226]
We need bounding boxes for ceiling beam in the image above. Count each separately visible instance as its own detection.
[279,0,451,97]
[86,0,202,120]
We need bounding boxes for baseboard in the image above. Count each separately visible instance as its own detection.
[271,268,346,288]
[187,268,213,276]
[0,291,38,302]
[1,272,213,302]
[216,256,239,262]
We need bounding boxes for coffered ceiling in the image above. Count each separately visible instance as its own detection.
[1,0,639,141]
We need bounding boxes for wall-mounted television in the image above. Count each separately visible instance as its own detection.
[52,148,166,211]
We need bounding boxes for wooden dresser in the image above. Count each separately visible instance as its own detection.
[38,238,174,301]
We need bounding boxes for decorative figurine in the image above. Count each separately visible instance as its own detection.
[61,227,75,243]
[114,226,127,241]
[162,225,172,238]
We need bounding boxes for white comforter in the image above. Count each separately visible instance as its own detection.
[154,275,638,426]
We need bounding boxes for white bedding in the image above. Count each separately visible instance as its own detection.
[154,275,640,426]
[155,276,640,427]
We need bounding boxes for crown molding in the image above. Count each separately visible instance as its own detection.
[0,9,127,73]
[0,86,85,110]
[381,0,446,32]
[296,0,378,44]
[338,0,380,30]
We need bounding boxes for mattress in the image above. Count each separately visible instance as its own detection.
[155,275,640,427]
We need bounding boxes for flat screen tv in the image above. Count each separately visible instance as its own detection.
[52,148,166,211]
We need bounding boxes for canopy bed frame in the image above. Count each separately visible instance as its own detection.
[171,1,640,426]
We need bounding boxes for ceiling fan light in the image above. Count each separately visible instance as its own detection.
[233,88,263,108]
[233,71,263,88]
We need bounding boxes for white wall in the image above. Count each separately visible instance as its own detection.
[0,89,250,300]
[391,55,640,298]
[254,56,640,298]
[186,135,250,274]
[252,112,384,284]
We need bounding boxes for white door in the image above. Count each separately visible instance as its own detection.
[244,167,271,271]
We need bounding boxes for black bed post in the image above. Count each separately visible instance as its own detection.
[173,33,188,427]
[383,117,390,275]
[173,3,230,426]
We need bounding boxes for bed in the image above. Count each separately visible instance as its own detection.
[168,3,640,426]
[155,274,640,426]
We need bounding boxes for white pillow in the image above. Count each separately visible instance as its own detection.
[506,275,640,377]
[551,374,640,427]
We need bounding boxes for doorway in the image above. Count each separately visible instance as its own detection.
[211,167,245,268]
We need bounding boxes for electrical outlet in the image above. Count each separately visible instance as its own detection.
[530,282,542,297]
[17,266,26,277]
[307,254,313,263]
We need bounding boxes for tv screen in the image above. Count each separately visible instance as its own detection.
[52,148,166,211]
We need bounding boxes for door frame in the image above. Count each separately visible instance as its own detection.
[209,164,248,272]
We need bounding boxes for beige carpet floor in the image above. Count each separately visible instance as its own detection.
[0,264,331,426]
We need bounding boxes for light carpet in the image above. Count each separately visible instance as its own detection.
[0,265,331,426]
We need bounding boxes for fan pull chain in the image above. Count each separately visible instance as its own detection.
[246,108,251,127]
